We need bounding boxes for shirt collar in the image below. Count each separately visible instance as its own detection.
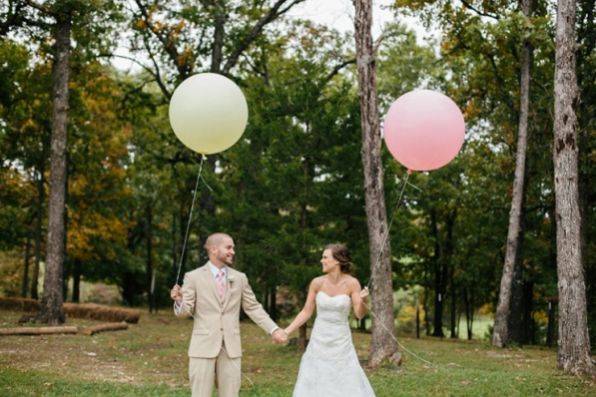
[208,261,227,277]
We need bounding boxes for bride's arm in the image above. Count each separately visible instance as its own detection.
[350,278,369,320]
[284,278,321,336]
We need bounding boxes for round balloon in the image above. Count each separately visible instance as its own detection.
[169,73,248,154]
[383,89,465,171]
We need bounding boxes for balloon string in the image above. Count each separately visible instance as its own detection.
[362,170,439,369]
[174,155,206,285]
[363,300,437,368]
[366,170,410,291]
[173,154,261,393]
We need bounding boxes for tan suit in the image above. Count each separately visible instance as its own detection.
[175,263,278,396]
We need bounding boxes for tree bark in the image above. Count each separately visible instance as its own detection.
[464,287,474,340]
[0,326,78,336]
[80,322,128,336]
[546,298,556,347]
[31,163,45,300]
[521,280,535,344]
[298,322,308,351]
[423,286,431,336]
[450,283,457,338]
[37,14,71,325]
[353,0,399,368]
[72,259,81,303]
[145,202,155,313]
[430,209,445,337]
[553,0,593,376]
[415,294,420,339]
[493,0,533,348]
[21,235,32,298]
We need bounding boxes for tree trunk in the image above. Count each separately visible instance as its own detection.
[508,253,525,344]
[464,287,474,340]
[210,3,226,74]
[553,0,593,376]
[415,294,420,339]
[31,163,45,300]
[449,263,457,338]
[298,323,308,351]
[269,285,277,321]
[359,317,367,332]
[450,289,457,338]
[62,162,70,302]
[521,280,535,344]
[72,259,81,303]
[171,208,178,279]
[493,0,533,348]
[353,0,399,368]
[423,286,431,336]
[546,298,556,347]
[37,14,71,325]
[145,202,155,313]
[21,235,32,298]
[430,209,445,337]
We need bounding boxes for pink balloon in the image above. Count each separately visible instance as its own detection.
[383,90,465,171]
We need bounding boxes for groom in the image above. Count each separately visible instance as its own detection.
[170,232,287,397]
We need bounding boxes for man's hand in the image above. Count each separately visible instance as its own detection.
[170,284,182,302]
[272,329,288,344]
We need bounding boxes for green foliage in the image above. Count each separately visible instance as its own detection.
[0,0,593,350]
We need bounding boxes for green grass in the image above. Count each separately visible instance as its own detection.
[0,310,593,396]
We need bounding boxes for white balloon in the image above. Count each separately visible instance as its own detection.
[169,73,248,154]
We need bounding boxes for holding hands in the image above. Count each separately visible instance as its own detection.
[272,328,288,344]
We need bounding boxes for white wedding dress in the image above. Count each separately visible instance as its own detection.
[292,291,376,397]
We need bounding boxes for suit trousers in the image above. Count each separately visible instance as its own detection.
[189,345,241,397]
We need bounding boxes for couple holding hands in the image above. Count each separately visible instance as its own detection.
[170,232,376,397]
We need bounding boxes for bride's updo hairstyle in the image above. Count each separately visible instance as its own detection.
[325,243,353,274]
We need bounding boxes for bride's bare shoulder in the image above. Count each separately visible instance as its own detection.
[345,276,361,289]
[311,276,325,289]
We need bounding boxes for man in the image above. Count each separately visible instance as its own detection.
[170,232,288,397]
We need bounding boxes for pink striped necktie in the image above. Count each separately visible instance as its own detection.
[216,269,226,300]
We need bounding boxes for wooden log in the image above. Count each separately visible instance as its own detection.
[80,322,128,336]
[0,297,141,324]
[0,326,78,336]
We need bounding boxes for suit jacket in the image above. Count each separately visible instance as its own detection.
[174,263,278,358]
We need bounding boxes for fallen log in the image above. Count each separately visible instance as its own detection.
[0,297,141,324]
[0,326,79,336]
[63,303,140,324]
[80,322,128,336]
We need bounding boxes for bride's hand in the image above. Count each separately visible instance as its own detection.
[359,287,369,300]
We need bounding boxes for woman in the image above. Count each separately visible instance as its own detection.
[285,244,375,397]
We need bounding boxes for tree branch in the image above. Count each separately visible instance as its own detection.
[23,0,53,15]
[133,0,190,79]
[459,0,500,20]
[322,58,356,86]
[222,0,305,73]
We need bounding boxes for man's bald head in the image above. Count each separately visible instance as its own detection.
[204,233,235,266]
[204,233,233,250]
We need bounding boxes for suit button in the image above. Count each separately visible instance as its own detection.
[220,328,223,331]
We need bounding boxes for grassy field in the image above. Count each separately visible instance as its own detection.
[0,309,593,396]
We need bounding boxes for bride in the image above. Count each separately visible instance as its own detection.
[284,243,376,397]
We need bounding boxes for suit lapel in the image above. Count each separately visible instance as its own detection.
[201,265,221,307]
[221,268,235,310]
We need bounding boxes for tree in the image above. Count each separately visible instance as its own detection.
[552,0,593,376]
[493,0,534,348]
[353,0,400,368]
[24,0,74,324]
